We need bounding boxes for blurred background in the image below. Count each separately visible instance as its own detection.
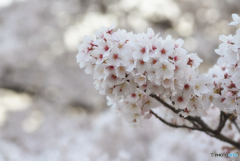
[0,0,239,160]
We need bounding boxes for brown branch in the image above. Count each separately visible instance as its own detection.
[230,117,240,133]
[215,111,232,134]
[150,93,240,149]
[233,121,240,133]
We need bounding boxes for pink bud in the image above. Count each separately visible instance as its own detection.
[144,113,152,119]
[226,91,233,97]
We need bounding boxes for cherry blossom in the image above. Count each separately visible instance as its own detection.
[229,14,240,26]
[77,14,240,127]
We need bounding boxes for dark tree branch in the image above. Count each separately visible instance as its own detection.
[192,121,201,129]
[215,111,232,134]
[233,121,240,133]
[231,117,240,133]
[150,93,240,149]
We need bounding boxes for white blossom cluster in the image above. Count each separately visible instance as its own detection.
[76,22,218,125]
[208,14,240,122]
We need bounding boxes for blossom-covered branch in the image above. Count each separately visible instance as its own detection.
[76,13,240,149]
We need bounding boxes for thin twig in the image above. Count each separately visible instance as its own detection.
[150,110,199,130]
[149,94,183,113]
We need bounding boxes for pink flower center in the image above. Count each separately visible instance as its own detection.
[111,74,117,80]
[113,54,119,59]
[131,93,136,97]
[107,65,114,70]
[187,58,194,67]
[174,56,178,62]
[152,59,157,64]
[139,60,145,65]
[141,47,146,54]
[184,84,189,90]
[107,29,113,35]
[104,45,109,51]
[178,96,183,102]
[161,48,166,54]
[220,98,226,102]
[152,46,157,51]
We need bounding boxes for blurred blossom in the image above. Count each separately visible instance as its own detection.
[117,0,140,12]
[127,12,149,32]
[139,0,180,21]
[64,12,117,51]
[184,37,198,52]
[22,110,45,133]
[205,8,220,23]
[0,89,32,126]
[56,12,71,27]
[0,0,13,8]
[176,13,194,37]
